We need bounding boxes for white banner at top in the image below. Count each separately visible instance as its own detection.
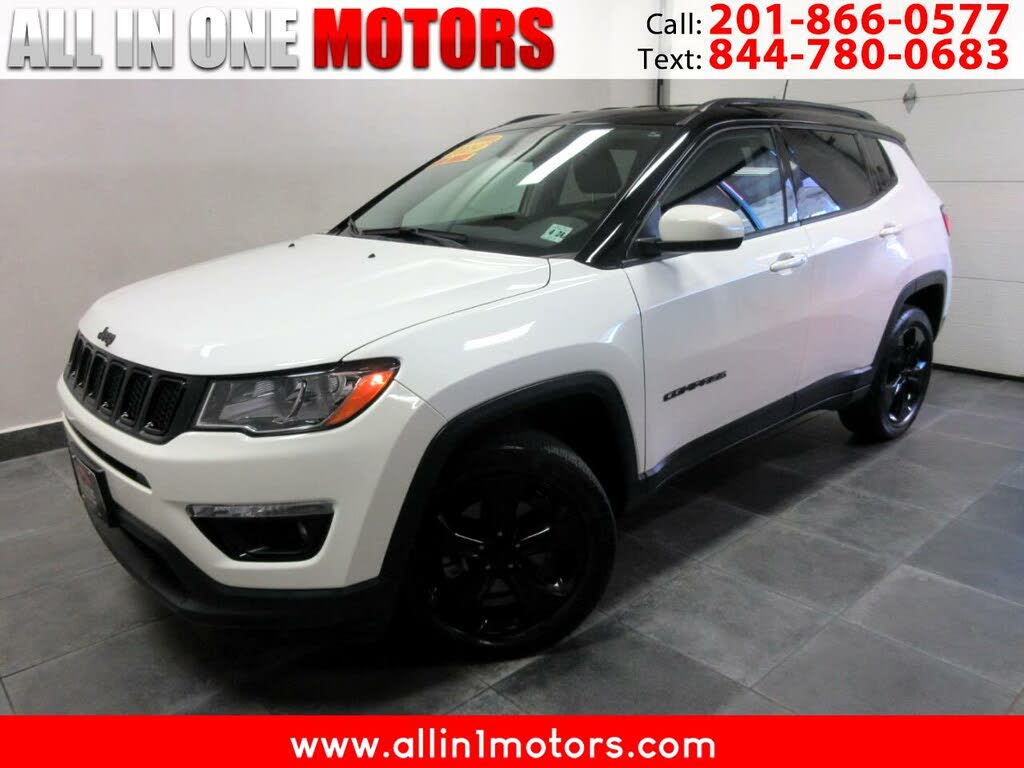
[2,0,1020,78]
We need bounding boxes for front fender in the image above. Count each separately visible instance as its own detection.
[349,259,647,472]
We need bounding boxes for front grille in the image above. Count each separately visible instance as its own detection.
[63,333,207,444]
[144,378,185,436]
[76,348,93,390]
[99,363,125,415]
[119,371,151,426]
[68,337,84,380]
[85,357,107,400]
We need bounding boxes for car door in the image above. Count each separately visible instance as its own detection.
[779,128,908,390]
[624,127,816,474]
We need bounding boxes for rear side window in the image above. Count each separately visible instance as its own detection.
[781,129,875,220]
[656,128,787,235]
[861,137,897,193]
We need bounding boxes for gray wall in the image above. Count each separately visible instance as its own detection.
[671,80,1024,379]
[0,79,653,433]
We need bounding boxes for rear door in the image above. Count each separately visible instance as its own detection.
[780,128,909,390]
[624,127,815,473]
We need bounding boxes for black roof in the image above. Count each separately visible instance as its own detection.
[497,98,904,143]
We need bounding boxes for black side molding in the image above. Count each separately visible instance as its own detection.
[636,367,873,501]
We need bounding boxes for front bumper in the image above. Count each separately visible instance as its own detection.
[87,494,392,626]
[59,376,445,605]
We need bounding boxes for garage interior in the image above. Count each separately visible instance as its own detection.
[0,80,1022,714]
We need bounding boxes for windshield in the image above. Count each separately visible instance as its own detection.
[345,124,678,257]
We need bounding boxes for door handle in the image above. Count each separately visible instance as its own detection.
[769,252,809,273]
[879,223,904,238]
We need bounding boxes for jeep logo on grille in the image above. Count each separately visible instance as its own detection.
[97,327,116,347]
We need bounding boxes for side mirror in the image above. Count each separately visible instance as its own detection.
[642,205,746,255]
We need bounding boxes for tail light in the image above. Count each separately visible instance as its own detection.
[941,205,952,236]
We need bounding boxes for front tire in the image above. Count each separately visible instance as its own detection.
[408,430,616,658]
[839,306,934,441]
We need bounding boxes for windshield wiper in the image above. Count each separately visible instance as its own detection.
[360,226,469,248]
[327,216,361,237]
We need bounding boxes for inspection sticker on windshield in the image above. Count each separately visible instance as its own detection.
[541,223,574,243]
[433,134,503,166]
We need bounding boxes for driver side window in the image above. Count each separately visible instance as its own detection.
[645,129,788,239]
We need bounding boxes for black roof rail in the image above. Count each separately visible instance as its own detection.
[598,104,695,111]
[697,98,877,121]
[500,113,556,125]
[583,104,702,111]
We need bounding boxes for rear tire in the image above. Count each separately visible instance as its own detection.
[406,429,616,659]
[839,306,934,441]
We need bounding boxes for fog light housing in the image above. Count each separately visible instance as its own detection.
[187,502,333,562]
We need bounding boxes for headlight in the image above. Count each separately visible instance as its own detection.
[195,358,399,435]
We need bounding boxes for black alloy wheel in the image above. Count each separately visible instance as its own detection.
[840,306,935,441]
[409,430,615,657]
[430,473,584,637]
[882,323,932,428]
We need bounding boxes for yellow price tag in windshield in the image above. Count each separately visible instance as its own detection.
[433,134,504,166]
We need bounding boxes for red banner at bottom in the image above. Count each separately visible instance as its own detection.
[2,715,1020,767]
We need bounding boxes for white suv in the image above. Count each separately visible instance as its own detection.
[59,99,952,656]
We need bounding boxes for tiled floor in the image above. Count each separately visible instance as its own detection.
[1,369,1023,714]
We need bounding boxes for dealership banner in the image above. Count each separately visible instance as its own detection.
[1,715,1022,766]
[2,0,1022,760]
[1,0,1020,78]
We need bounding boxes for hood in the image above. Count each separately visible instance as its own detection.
[79,235,550,375]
